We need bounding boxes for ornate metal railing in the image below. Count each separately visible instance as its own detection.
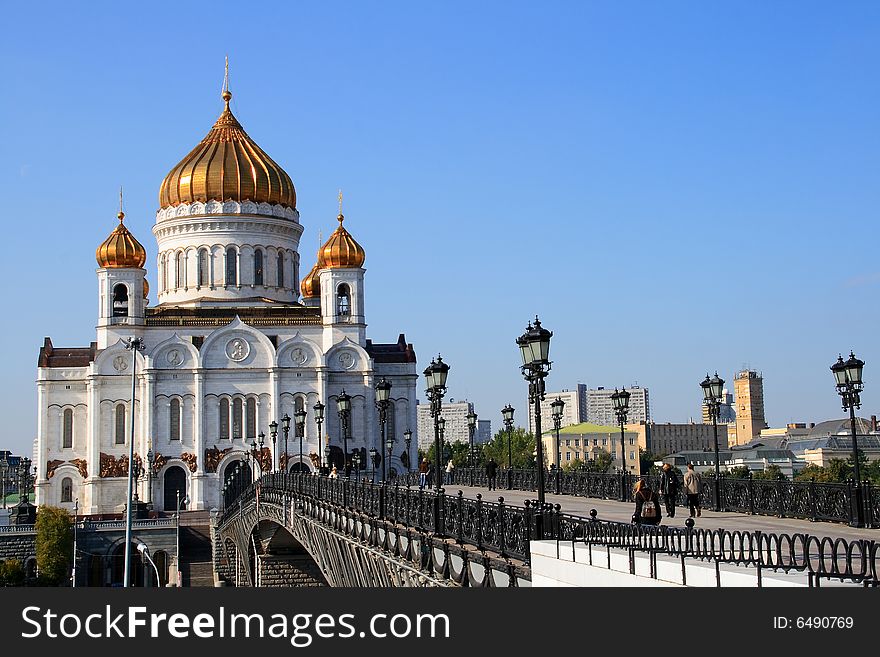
[447,467,880,528]
[219,472,879,585]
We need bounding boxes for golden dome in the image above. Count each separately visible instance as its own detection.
[142,277,150,299]
[96,212,147,269]
[317,214,365,269]
[158,90,296,210]
[300,261,321,299]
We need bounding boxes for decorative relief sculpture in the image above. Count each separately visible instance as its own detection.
[69,458,88,479]
[338,351,355,370]
[180,452,198,473]
[46,460,64,479]
[204,445,233,473]
[112,355,129,372]
[252,446,272,474]
[308,452,321,469]
[151,453,167,474]
[166,349,183,366]
[100,453,129,478]
[226,338,249,362]
[291,346,307,366]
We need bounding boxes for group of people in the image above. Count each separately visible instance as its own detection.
[633,462,703,525]
[416,457,501,490]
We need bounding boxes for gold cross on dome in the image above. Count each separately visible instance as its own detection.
[338,189,343,215]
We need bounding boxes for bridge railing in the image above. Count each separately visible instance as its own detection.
[447,467,879,527]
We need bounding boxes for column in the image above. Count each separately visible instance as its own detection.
[86,376,101,514]
[192,370,206,510]
[34,380,48,505]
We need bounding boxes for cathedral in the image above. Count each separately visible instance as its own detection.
[34,84,419,514]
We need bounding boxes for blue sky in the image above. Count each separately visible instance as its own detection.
[1,1,879,455]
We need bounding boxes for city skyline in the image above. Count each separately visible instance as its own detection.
[2,2,879,456]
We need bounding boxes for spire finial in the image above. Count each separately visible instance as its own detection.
[222,55,232,106]
[117,185,125,221]
[337,188,344,220]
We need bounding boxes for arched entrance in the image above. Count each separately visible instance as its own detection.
[289,461,310,473]
[164,466,187,512]
[109,543,145,587]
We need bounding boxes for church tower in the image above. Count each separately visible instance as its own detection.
[96,210,148,347]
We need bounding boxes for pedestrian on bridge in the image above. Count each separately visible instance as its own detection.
[684,463,701,518]
[485,458,498,491]
[632,478,661,526]
[445,459,455,485]
[418,458,429,489]
[659,463,680,518]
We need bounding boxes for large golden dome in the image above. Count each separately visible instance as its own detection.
[96,212,147,269]
[317,214,365,269]
[158,90,296,210]
[300,261,321,299]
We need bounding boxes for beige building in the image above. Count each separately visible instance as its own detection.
[732,369,767,445]
[540,422,644,475]
[636,421,729,457]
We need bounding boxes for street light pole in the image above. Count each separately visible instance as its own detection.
[314,402,325,473]
[551,397,564,494]
[0,454,8,509]
[467,409,477,486]
[336,391,351,477]
[423,355,450,492]
[517,317,552,512]
[294,409,307,474]
[502,405,515,490]
[376,378,392,483]
[281,413,291,473]
[831,352,866,528]
[269,420,278,472]
[403,429,412,474]
[123,336,144,589]
[71,498,78,587]
[369,448,379,484]
[700,372,725,512]
[611,388,631,502]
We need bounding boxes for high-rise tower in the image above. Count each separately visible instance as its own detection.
[733,369,766,445]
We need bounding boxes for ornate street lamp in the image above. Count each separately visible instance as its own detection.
[403,429,413,474]
[438,416,447,484]
[423,355,450,492]
[336,390,351,476]
[352,451,362,481]
[611,387,631,502]
[249,432,265,482]
[376,377,392,482]
[465,409,478,485]
[122,336,144,589]
[832,351,867,527]
[386,431,395,482]
[551,396,565,493]
[0,454,8,509]
[502,404,515,490]
[268,420,278,472]
[517,317,552,511]
[294,408,307,473]
[314,401,325,472]
[700,372,725,512]
[369,447,379,484]
[281,413,291,472]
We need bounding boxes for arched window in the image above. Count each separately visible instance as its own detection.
[277,252,284,287]
[159,254,166,292]
[225,247,237,286]
[61,477,73,503]
[175,251,183,288]
[170,399,181,441]
[219,399,230,439]
[246,398,256,440]
[62,408,73,448]
[198,249,208,287]
[337,283,351,317]
[115,404,126,444]
[254,249,264,286]
[112,284,128,317]
[232,399,243,439]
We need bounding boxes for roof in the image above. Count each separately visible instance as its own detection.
[145,304,321,327]
[553,422,634,436]
[38,338,96,368]
[365,334,417,364]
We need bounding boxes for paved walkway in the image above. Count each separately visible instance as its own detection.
[439,482,879,542]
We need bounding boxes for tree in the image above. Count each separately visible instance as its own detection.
[752,464,787,481]
[480,427,536,468]
[639,449,663,476]
[0,559,25,587]
[586,450,613,473]
[727,466,752,479]
[35,506,72,586]
[562,458,586,472]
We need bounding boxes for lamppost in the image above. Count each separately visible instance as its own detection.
[294,408,307,473]
[386,431,395,482]
[502,404,515,490]
[314,401,325,473]
[249,432,265,482]
[268,420,278,472]
[438,417,447,486]
[517,317,552,511]
[700,372,725,512]
[131,457,142,502]
[467,409,478,486]
[174,489,188,587]
[376,378,392,482]
[551,396,565,494]
[122,336,144,589]
[831,352,866,528]
[281,413,291,473]
[424,355,450,492]
[146,448,154,508]
[611,387,631,502]
[1,454,9,509]
[352,452,361,481]
[71,498,78,587]
[336,390,351,477]
[403,429,412,474]
[369,447,379,484]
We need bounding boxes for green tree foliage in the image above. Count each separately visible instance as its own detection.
[480,427,536,468]
[752,464,787,481]
[585,450,613,473]
[793,451,880,485]
[562,458,586,472]
[35,505,72,586]
[0,559,25,586]
[639,449,663,476]
[727,466,752,479]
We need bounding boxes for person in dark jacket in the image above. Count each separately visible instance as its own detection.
[659,463,680,518]
[633,478,662,526]
[485,458,498,491]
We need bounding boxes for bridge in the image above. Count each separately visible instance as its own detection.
[215,471,880,588]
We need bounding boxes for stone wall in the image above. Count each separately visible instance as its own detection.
[0,531,37,564]
[258,554,327,587]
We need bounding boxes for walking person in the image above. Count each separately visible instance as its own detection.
[445,459,455,486]
[684,462,702,518]
[632,478,662,526]
[659,463,680,518]
[418,458,429,490]
[485,458,498,491]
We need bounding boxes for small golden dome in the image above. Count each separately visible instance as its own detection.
[158,90,296,210]
[300,261,321,299]
[96,212,147,269]
[317,214,365,269]
[142,277,150,299]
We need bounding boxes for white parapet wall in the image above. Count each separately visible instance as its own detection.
[529,540,836,587]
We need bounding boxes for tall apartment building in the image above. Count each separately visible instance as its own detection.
[733,370,767,445]
[417,400,481,450]
[586,386,650,427]
[526,384,587,435]
[476,420,492,444]
[702,389,735,424]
